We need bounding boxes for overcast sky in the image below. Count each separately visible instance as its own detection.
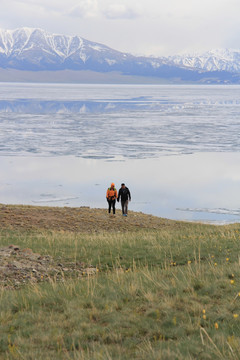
[1,0,239,56]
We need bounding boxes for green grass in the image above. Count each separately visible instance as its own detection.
[1,222,240,359]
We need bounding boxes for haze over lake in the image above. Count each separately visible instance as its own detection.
[1,83,240,223]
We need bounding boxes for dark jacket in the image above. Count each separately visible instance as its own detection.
[117,187,131,202]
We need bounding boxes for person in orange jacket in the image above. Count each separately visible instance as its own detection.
[106,183,118,214]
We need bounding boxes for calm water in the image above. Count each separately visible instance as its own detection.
[1,83,240,223]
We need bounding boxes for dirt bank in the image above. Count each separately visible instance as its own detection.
[0,204,179,233]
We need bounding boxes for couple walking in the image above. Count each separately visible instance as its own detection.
[106,183,131,216]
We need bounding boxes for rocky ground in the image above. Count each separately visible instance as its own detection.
[0,244,98,289]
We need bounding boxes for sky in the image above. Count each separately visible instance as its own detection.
[0,0,239,57]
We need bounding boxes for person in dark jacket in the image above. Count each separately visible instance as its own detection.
[117,183,131,216]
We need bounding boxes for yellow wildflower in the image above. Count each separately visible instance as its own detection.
[202,309,206,314]
[230,280,235,285]
[214,322,219,329]
[233,314,239,318]
[203,315,206,320]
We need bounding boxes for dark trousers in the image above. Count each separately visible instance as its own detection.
[121,200,129,214]
[108,199,116,214]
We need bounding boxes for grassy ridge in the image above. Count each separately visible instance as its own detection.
[0,209,240,359]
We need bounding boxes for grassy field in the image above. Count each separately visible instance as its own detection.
[0,205,240,359]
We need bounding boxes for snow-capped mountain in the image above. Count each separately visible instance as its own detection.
[170,49,240,73]
[0,27,171,73]
[0,27,133,70]
[0,27,240,83]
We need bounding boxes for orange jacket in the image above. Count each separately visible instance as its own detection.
[106,187,118,200]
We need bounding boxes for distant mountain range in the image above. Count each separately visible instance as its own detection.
[1,27,240,83]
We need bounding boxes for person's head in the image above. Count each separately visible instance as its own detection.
[111,183,115,189]
[121,183,125,188]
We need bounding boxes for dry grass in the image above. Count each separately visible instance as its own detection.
[0,205,240,359]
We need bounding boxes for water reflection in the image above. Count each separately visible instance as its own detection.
[1,152,240,223]
[1,97,240,114]
[1,84,240,159]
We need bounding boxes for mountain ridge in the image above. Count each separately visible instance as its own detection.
[170,48,240,73]
[0,27,240,83]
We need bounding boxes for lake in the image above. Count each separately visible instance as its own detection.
[1,83,240,223]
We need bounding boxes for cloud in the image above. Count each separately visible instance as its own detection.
[103,4,140,19]
[69,0,141,20]
[69,0,99,18]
